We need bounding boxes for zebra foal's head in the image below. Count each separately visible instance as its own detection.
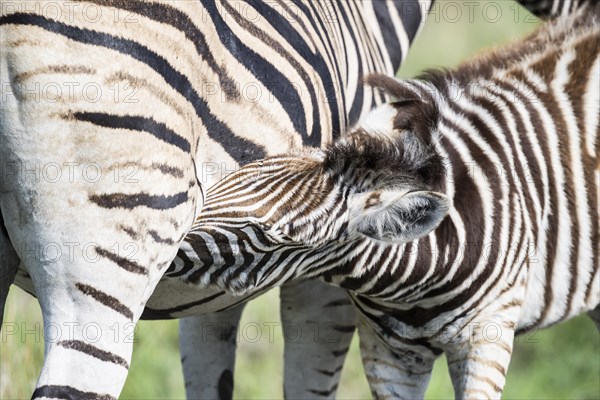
[185,75,451,293]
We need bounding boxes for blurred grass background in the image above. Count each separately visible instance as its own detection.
[2,1,599,399]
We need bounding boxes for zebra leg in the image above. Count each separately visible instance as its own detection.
[445,325,515,400]
[587,304,600,331]
[358,320,435,400]
[280,280,357,399]
[179,303,246,400]
[8,206,194,399]
[0,210,19,328]
[6,215,193,399]
[1,180,196,399]
[445,281,525,399]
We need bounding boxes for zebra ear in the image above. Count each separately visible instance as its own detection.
[363,74,424,102]
[349,190,450,243]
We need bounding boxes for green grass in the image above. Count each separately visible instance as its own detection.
[2,1,599,399]
[1,287,599,399]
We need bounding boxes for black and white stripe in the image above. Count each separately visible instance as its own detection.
[519,0,586,17]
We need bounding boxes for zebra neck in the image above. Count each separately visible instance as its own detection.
[318,229,451,302]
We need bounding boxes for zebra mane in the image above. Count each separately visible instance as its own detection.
[323,77,445,192]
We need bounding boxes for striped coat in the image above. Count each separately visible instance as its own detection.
[184,3,599,398]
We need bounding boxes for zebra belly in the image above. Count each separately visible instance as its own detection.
[142,276,265,319]
[12,263,265,320]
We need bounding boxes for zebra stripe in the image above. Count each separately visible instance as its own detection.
[519,0,586,17]
[32,385,116,400]
[186,4,599,397]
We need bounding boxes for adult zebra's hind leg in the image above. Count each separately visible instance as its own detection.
[280,280,357,399]
[358,320,435,400]
[179,303,246,400]
[2,201,194,400]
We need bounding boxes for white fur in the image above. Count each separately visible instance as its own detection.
[356,103,399,140]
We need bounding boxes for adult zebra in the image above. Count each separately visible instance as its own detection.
[0,0,435,398]
[183,2,600,398]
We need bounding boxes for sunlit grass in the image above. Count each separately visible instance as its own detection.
[2,287,599,399]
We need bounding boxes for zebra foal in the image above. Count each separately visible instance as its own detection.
[185,4,600,398]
